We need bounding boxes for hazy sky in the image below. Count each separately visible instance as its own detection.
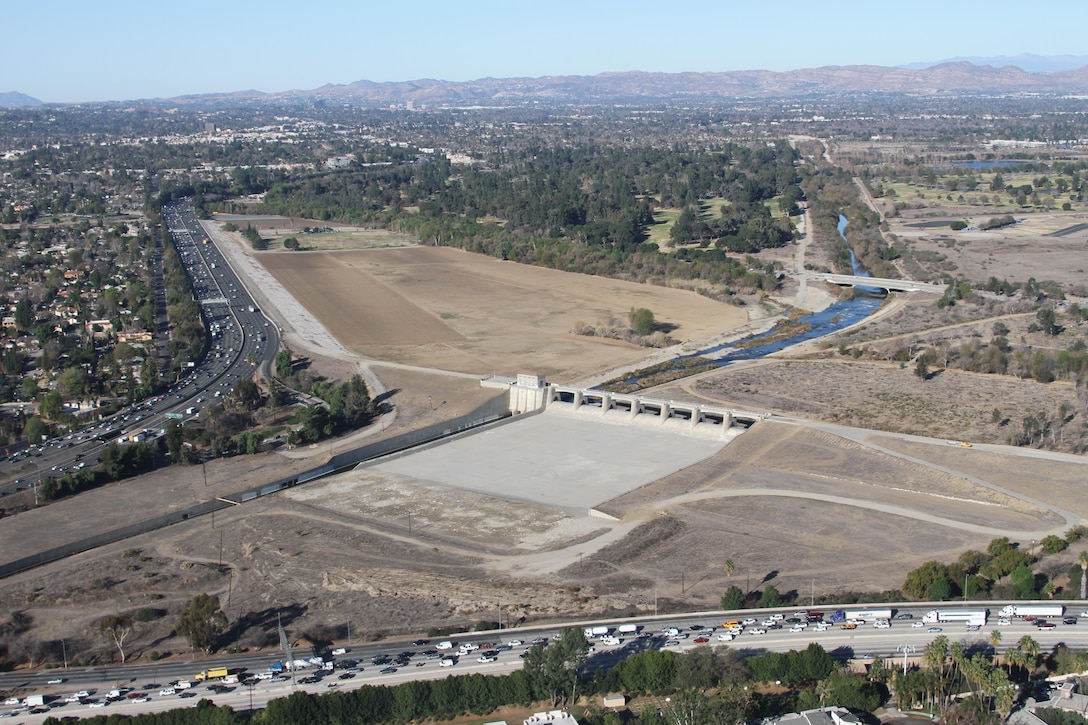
[7,0,1088,103]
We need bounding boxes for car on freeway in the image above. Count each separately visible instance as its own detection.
[412,639,430,646]
[379,667,398,674]
[508,640,523,646]
[47,677,66,684]
[789,625,806,633]
[911,621,925,628]
[928,627,943,633]
[132,697,150,703]
[1064,617,1078,625]
[748,628,767,635]
[999,618,1011,626]
[742,618,757,625]
[966,625,980,631]
[1038,622,1057,630]
[896,613,913,620]
[478,655,498,663]
[840,622,857,630]
[693,636,710,643]
[159,689,176,697]
[440,658,456,667]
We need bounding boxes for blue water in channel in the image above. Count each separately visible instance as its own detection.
[612,214,887,383]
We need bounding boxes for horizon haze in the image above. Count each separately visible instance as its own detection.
[5,0,1088,103]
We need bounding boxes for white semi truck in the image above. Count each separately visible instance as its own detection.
[922,609,988,626]
[843,608,893,622]
[999,604,1064,618]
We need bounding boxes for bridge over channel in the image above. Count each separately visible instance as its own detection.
[799,272,946,294]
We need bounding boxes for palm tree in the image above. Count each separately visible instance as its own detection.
[1079,551,1088,599]
[989,630,1002,664]
[1018,634,1040,676]
[723,559,735,577]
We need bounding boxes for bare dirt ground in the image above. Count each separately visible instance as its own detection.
[5,214,1088,672]
[878,202,1088,290]
[259,246,747,382]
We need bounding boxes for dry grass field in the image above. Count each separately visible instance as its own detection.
[889,209,1088,287]
[260,246,747,381]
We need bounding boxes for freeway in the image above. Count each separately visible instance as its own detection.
[0,201,280,499]
[3,603,1088,721]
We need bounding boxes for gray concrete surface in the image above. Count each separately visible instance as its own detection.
[372,407,738,511]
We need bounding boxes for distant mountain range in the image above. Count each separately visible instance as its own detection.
[179,62,1088,106]
[0,91,42,108]
[902,54,1088,74]
[6,58,1088,109]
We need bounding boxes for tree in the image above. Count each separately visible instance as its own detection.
[164,420,184,462]
[759,585,781,608]
[523,627,589,707]
[23,416,45,444]
[99,613,134,663]
[13,298,33,329]
[673,645,718,691]
[232,378,261,410]
[1037,307,1059,336]
[1010,564,1037,599]
[903,560,951,600]
[720,585,745,611]
[175,594,227,654]
[988,630,1002,665]
[275,349,293,378]
[629,307,655,337]
[1079,551,1088,600]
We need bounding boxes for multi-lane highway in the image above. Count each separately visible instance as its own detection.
[2,604,1087,721]
[0,201,279,496]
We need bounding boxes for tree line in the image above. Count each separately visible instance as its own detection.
[244,141,801,295]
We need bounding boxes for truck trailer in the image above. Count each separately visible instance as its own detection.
[843,608,893,622]
[999,604,1064,619]
[922,609,988,626]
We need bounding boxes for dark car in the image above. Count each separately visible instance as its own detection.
[379,667,398,674]
[1063,617,1078,625]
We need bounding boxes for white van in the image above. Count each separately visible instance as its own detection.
[600,636,621,646]
[436,640,454,650]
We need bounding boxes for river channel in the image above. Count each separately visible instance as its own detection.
[610,216,887,389]
[692,214,885,365]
